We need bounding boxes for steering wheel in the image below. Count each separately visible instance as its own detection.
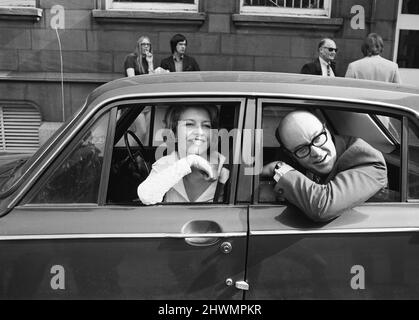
[123,130,150,176]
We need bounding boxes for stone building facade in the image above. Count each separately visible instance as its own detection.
[0,0,410,151]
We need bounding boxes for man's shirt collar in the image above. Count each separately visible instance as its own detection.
[319,56,330,67]
[173,54,184,62]
[319,56,335,77]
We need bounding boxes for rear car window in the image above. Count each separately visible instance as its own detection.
[258,103,401,203]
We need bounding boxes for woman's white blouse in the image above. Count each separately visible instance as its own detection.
[137,152,229,205]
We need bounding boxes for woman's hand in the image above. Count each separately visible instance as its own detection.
[153,67,170,74]
[126,68,135,77]
[144,50,154,73]
[186,155,215,181]
[145,52,153,63]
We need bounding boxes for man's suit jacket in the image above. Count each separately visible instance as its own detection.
[160,54,200,72]
[274,136,388,222]
[301,58,337,76]
[345,55,401,84]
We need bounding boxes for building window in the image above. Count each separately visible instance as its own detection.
[0,0,35,6]
[394,0,419,87]
[240,0,331,17]
[0,0,41,21]
[106,0,199,12]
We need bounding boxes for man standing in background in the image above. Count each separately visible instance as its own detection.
[160,34,200,72]
[301,38,338,77]
[345,33,401,84]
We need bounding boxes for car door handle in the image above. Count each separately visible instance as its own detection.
[181,220,222,247]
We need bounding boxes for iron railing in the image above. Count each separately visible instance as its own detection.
[243,0,324,9]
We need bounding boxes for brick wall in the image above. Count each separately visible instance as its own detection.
[0,0,399,122]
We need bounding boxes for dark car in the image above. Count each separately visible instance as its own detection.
[0,71,418,299]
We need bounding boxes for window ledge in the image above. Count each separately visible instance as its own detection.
[232,14,343,31]
[0,71,121,84]
[0,6,42,22]
[92,9,206,25]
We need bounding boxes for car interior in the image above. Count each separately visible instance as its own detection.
[106,102,239,205]
[28,101,419,206]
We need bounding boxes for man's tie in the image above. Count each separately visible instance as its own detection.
[327,64,331,77]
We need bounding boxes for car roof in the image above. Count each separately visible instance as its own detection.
[86,71,419,115]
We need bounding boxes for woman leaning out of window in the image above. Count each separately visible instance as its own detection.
[137,105,229,204]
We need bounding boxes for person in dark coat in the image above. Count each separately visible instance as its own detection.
[301,38,338,77]
[160,34,200,72]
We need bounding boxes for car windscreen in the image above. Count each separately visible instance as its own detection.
[0,106,85,198]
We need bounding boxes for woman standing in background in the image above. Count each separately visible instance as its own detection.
[124,35,155,77]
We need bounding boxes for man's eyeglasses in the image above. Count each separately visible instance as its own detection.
[291,125,328,159]
[323,47,338,53]
[141,43,151,47]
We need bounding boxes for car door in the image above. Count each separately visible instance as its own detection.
[0,97,249,299]
[246,98,419,299]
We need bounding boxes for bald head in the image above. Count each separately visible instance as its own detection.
[278,111,323,147]
[277,111,337,175]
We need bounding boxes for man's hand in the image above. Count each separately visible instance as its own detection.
[261,161,280,177]
[261,161,294,180]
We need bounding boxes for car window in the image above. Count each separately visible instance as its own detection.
[28,112,110,204]
[106,101,240,205]
[408,119,419,199]
[115,106,151,147]
[258,103,401,204]
[0,107,84,197]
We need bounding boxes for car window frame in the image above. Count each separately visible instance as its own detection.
[99,97,247,207]
[253,97,418,206]
[13,96,247,210]
[0,105,86,201]
[19,107,114,207]
[406,117,419,202]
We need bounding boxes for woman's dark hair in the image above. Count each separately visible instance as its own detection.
[361,33,384,57]
[164,104,219,136]
[170,34,187,54]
